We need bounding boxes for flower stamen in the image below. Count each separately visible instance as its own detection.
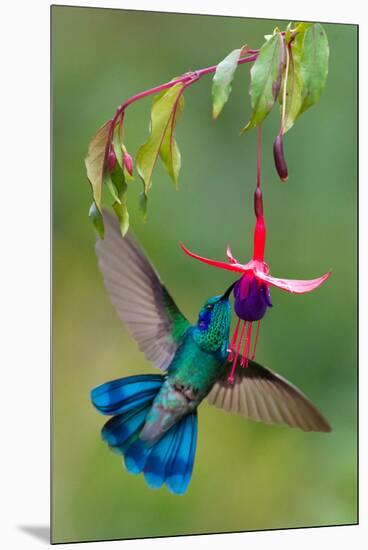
[228,320,247,383]
[228,317,263,379]
[228,318,241,362]
[240,321,253,368]
[251,320,261,360]
[247,322,253,366]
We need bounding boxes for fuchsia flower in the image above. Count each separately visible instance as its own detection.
[180,188,331,382]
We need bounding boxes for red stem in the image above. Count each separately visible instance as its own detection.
[256,126,261,189]
[107,52,258,143]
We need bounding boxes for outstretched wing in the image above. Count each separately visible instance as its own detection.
[96,210,190,371]
[207,359,331,433]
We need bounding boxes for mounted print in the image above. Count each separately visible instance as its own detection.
[51,5,358,544]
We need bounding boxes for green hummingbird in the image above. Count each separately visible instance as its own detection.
[91,211,331,495]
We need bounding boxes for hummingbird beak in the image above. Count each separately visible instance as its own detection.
[220,281,236,301]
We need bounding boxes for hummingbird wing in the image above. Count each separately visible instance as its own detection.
[95,210,190,371]
[207,359,331,433]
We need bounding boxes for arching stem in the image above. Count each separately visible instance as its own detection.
[107,53,259,147]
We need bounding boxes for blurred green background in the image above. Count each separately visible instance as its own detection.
[52,6,357,544]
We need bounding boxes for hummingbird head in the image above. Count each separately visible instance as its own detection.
[193,283,235,352]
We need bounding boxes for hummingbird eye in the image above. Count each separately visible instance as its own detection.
[206,304,214,311]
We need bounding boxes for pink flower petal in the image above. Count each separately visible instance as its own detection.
[255,270,331,294]
[180,243,245,273]
[226,245,238,264]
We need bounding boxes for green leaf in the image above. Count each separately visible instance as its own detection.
[112,199,129,237]
[89,201,104,238]
[112,132,123,165]
[212,48,242,119]
[106,175,121,204]
[294,22,312,35]
[284,22,293,44]
[123,165,135,182]
[280,42,304,133]
[85,120,111,209]
[139,192,148,219]
[104,160,128,204]
[299,23,329,114]
[110,159,127,196]
[241,33,285,133]
[106,160,130,235]
[159,93,184,187]
[136,83,184,194]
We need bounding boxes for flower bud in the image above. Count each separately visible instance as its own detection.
[106,144,116,172]
[123,150,133,176]
[254,187,263,218]
[273,133,288,181]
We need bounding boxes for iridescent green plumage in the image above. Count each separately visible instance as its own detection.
[141,295,231,442]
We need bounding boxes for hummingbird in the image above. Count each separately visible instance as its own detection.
[91,211,331,495]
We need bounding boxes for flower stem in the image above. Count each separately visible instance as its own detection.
[107,52,258,143]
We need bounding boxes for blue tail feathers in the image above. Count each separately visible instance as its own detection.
[91,374,198,495]
[91,374,163,415]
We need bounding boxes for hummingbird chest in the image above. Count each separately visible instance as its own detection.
[167,331,225,402]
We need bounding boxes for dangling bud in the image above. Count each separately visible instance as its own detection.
[254,187,263,218]
[123,150,133,176]
[106,144,116,172]
[273,133,288,181]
